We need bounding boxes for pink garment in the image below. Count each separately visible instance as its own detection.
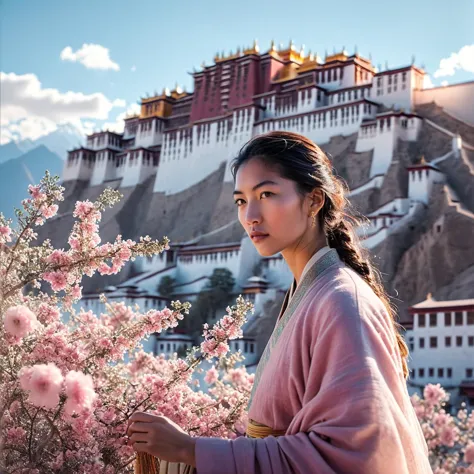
[195,250,432,473]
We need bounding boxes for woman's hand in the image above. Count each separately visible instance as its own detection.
[126,412,197,467]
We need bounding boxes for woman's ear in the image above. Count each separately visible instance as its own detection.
[309,189,325,215]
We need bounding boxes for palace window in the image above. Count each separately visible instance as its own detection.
[445,336,452,347]
[418,368,425,378]
[455,312,463,325]
[438,368,444,378]
[447,368,452,378]
[418,314,426,327]
[456,336,463,347]
[408,336,414,351]
[419,337,425,349]
[429,368,434,377]
[430,336,437,348]
[429,313,437,327]
[469,336,474,346]
[445,312,452,326]
[467,368,473,378]
[468,312,474,325]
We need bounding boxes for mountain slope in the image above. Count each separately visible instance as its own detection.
[0,141,23,164]
[0,145,63,220]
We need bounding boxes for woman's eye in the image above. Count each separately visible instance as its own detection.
[235,199,244,206]
[261,191,273,199]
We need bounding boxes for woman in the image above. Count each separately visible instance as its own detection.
[127,131,432,473]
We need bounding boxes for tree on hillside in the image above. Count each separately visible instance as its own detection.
[158,275,177,298]
[183,268,236,337]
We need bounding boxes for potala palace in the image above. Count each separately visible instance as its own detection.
[56,41,474,407]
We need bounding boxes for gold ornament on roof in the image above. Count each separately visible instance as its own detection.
[244,39,259,55]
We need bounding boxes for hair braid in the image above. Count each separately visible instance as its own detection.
[324,194,409,379]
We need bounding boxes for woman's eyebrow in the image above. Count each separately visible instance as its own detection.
[233,180,279,195]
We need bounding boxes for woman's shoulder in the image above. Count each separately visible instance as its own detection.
[305,262,387,321]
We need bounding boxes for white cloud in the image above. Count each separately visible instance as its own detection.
[434,44,474,78]
[441,80,449,87]
[1,128,15,145]
[131,65,137,72]
[102,103,141,133]
[12,116,58,142]
[60,43,120,71]
[423,75,435,89]
[0,72,125,143]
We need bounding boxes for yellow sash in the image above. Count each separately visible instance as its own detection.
[246,418,286,439]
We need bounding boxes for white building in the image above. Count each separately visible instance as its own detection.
[405,295,474,409]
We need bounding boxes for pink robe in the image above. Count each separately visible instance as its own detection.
[195,249,432,473]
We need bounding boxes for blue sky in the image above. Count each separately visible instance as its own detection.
[1,0,473,143]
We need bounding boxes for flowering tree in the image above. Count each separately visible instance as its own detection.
[410,385,474,473]
[0,173,254,472]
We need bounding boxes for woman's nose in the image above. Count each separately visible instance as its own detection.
[245,203,262,225]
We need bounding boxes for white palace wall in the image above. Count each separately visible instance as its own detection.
[374,70,414,111]
[90,151,117,186]
[120,150,158,188]
[414,81,474,126]
[408,166,445,205]
[134,118,164,148]
[63,151,94,182]
[156,109,255,193]
[175,247,242,288]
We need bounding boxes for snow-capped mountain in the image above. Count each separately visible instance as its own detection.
[0,123,84,163]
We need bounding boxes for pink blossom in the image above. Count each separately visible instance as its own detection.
[64,370,97,415]
[46,249,72,267]
[433,412,450,428]
[43,271,68,291]
[5,426,27,444]
[118,245,132,261]
[4,305,38,338]
[28,184,42,199]
[9,400,21,415]
[423,383,448,407]
[439,425,458,447]
[35,217,45,226]
[41,204,58,219]
[68,236,81,250]
[465,441,474,463]
[71,285,82,300]
[204,367,219,385]
[19,363,64,409]
[0,225,12,242]
[73,201,95,219]
[37,303,61,324]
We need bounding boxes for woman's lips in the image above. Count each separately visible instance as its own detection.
[251,234,269,243]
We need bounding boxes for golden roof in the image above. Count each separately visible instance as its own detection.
[298,51,322,73]
[214,49,241,63]
[277,39,304,64]
[325,49,349,63]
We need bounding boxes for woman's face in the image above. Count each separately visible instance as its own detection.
[233,157,311,257]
